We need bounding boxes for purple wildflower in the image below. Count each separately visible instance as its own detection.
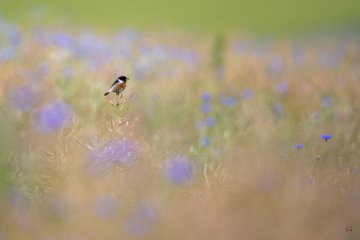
[165,156,195,184]
[201,102,212,113]
[242,88,253,100]
[50,33,74,48]
[206,116,216,127]
[200,137,211,147]
[90,138,139,172]
[7,25,22,47]
[322,96,332,107]
[321,134,332,142]
[202,92,212,102]
[276,82,289,94]
[37,100,74,133]
[222,96,237,108]
[295,144,304,150]
[0,47,15,62]
[9,86,37,112]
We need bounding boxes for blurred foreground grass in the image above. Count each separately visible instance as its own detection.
[0,16,360,239]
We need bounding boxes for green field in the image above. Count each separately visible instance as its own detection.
[1,0,360,34]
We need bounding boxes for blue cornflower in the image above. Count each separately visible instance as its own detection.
[0,47,15,62]
[295,144,304,150]
[222,96,237,108]
[202,92,212,102]
[90,138,140,173]
[201,137,211,147]
[37,100,74,133]
[322,96,332,107]
[242,88,253,100]
[201,102,212,113]
[50,33,74,48]
[206,116,216,127]
[276,82,289,94]
[321,134,332,142]
[165,156,195,185]
[7,25,22,47]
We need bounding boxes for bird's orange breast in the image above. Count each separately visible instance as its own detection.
[116,82,126,91]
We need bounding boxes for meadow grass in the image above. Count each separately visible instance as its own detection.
[0,17,359,239]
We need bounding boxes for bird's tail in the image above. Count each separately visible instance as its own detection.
[104,92,109,96]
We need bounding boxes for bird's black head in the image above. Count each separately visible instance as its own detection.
[118,75,129,82]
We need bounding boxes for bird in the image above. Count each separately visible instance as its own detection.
[104,75,129,96]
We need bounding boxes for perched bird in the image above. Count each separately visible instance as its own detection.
[104,75,129,96]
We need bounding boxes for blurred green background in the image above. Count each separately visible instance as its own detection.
[1,0,360,34]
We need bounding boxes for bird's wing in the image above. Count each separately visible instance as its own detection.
[111,79,120,88]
